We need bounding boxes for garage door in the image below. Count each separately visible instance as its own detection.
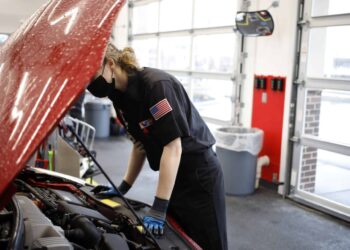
[289,0,350,221]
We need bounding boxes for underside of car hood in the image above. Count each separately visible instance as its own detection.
[0,0,126,199]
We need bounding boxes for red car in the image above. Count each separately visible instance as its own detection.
[0,1,200,249]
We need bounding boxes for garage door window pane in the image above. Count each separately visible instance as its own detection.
[132,2,159,34]
[312,0,350,17]
[304,89,350,146]
[132,38,158,68]
[159,36,191,70]
[194,0,236,28]
[192,78,233,121]
[299,146,350,207]
[193,33,235,73]
[159,0,192,32]
[307,26,350,80]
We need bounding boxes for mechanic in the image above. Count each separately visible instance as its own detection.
[88,43,228,250]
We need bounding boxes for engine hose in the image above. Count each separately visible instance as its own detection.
[65,215,102,249]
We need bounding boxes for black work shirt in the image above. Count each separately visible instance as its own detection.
[89,67,215,171]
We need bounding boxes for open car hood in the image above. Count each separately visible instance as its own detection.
[0,0,126,198]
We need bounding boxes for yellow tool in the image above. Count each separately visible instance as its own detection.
[100,199,121,208]
[136,225,144,233]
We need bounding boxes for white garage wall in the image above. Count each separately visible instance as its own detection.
[0,0,48,34]
[241,0,299,193]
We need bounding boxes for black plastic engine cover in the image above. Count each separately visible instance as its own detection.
[100,233,129,250]
[57,200,110,222]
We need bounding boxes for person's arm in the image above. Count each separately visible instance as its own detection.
[156,137,182,200]
[91,141,145,197]
[143,137,181,235]
[142,80,186,235]
[123,142,146,186]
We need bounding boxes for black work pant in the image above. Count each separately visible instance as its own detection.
[168,148,228,250]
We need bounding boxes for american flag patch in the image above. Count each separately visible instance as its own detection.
[149,99,173,120]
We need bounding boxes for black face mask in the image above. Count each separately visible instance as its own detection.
[87,75,114,98]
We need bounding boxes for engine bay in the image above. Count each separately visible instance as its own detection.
[0,169,192,250]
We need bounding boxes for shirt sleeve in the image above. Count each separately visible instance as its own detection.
[147,80,190,146]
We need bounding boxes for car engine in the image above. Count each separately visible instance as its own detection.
[0,169,187,250]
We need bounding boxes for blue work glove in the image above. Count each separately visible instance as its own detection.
[143,197,169,236]
[143,216,165,236]
[91,180,131,198]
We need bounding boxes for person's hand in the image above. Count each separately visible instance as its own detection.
[91,180,131,198]
[91,184,120,198]
[143,215,165,236]
[142,197,169,236]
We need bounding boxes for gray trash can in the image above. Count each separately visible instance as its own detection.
[84,102,111,138]
[215,127,263,196]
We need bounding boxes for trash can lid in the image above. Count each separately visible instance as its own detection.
[214,126,264,155]
[84,101,111,110]
[217,126,262,135]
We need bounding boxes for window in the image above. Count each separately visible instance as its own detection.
[159,0,192,32]
[132,38,158,67]
[132,2,159,34]
[303,89,350,146]
[192,78,233,121]
[312,0,350,17]
[299,146,350,207]
[193,0,237,28]
[130,0,238,122]
[192,33,235,73]
[159,36,191,70]
[307,26,350,80]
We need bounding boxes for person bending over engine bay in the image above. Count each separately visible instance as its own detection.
[88,43,228,250]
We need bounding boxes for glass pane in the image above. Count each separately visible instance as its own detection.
[159,0,192,31]
[159,36,191,70]
[132,38,158,67]
[307,26,350,80]
[192,78,233,121]
[299,146,350,207]
[132,2,159,34]
[312,0,350,17]
[193,33,235,73]
[194,0,236,28]
[304,89,350,146]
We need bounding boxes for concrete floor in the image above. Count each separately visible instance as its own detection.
[92,136,350,250]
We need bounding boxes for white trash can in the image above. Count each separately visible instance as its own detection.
[84,101,111,138]
[215,126,263,196]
